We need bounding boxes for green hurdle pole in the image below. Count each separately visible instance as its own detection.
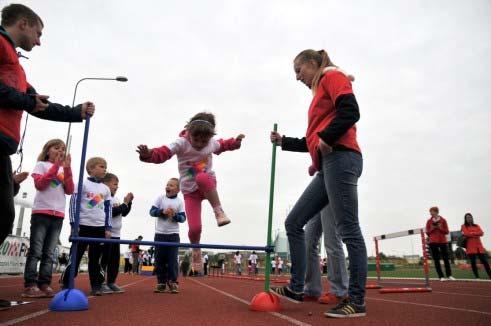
[264,123,278,292]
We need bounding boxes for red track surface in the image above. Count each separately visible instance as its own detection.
[1,274,490,325]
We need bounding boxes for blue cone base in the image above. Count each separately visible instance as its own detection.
[49,288,88,311]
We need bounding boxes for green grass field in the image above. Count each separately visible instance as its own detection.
[367,266,478,279]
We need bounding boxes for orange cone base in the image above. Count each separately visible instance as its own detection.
[250,292,281,312]
[366,284,382,289]
[380,287,432,294]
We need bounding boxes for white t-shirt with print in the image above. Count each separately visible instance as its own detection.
[152,194,184,234]
[32,161,67,215]
[167,137,222,194]
[249,254,258,264]
[72,178,112,227]
[111,195,123,237]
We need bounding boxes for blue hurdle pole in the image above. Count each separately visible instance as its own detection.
[49,117,91,311]
[68,116,91,289]
[69,237,274,252]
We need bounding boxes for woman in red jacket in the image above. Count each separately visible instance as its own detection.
[461,213,491,279]
[425,206,454,281]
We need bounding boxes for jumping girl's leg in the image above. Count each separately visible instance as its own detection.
[195,172,230,226]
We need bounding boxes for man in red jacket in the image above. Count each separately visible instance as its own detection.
[425,206,455,281]
[0,4,95,311]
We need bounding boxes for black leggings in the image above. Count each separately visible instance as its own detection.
[429,243,452,278]
[468,253,491,279]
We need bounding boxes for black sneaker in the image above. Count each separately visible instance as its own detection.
[101,283,114,295]
[90,286,103,296]
[168,282,179,294]
[0,299,11,311]
[154,283,166,293]
[270,286,303,303]
[107,283,125,293]
[324,299,366,318]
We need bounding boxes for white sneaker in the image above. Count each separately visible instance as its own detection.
[448,276,456,281]
[439,278,447,282]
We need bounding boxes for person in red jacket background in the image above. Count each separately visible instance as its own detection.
[461,213,491,279]
[425,206,455,281]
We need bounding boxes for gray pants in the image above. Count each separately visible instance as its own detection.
[285,151,366,305]
[304,206,348,297]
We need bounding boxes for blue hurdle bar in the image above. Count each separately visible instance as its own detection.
[69,237,275,252]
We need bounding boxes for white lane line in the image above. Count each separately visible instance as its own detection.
[189,278,311,326]
[431,291,491,298]
[1,277,150,326]
[366,296,491,315]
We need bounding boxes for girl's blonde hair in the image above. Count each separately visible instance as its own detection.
[294,49,337,95]
[37,139,65,162]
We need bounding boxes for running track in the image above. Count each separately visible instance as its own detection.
[1,274,490,325]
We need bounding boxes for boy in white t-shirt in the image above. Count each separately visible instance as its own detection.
[150,178,186,294]
[101,172,134,293]
[61,157,112,296]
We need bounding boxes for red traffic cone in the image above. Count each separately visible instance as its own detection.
[250,292,281,312]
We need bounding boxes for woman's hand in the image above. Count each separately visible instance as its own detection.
[318,138,332,154]
[270,131,282,145]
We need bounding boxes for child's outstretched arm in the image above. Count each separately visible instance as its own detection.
[214,134,245,155]
[137,144,173,164]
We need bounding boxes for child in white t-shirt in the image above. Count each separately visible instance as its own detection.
[22,139,74,298]
[61,157,112,295]
[150,178,186,294]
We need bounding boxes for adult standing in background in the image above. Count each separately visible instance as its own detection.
[461,213,491,279]
[425,206,455,281]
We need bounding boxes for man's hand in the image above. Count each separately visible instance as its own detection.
[13,171,29,184]
[31,95,49,113]
[81,102,95,119]
[124,192,134,204]
[137,145,152,160]
[105,230,111,239]
[318,138,332,154]
[270,131,282,145]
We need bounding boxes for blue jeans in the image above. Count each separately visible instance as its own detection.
[285,151,366,305]
[24,214,63,287]
[304,205,348,297]
[155,233,179,284]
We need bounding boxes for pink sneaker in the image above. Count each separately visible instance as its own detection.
[318,292,347,305]
[21,285,46,298]
[215,211,231,227]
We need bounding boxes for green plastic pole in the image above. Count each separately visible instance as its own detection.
[264,123,277,292]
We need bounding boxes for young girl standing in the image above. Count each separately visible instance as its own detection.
[137,112,244,273]
[22,139,74,298]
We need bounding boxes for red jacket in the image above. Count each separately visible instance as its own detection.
[0,29,28,153]
[425,216,449,244]
[461,224,486,254]
[306,70,361,171]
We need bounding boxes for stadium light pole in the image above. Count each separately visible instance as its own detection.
[65,76,128,149]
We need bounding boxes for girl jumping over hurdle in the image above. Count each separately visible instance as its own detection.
[137,112,244,274]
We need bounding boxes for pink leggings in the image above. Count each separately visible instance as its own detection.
[184,172,217,243]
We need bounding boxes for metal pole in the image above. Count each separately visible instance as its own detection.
[420,229,430,288]
[264,123,277,292]
[15,192,28,236]
[375,238,381,287]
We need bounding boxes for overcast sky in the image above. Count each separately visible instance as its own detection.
[10,0,491,257]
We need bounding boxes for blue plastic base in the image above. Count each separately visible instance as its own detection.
[49,288,88,311]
